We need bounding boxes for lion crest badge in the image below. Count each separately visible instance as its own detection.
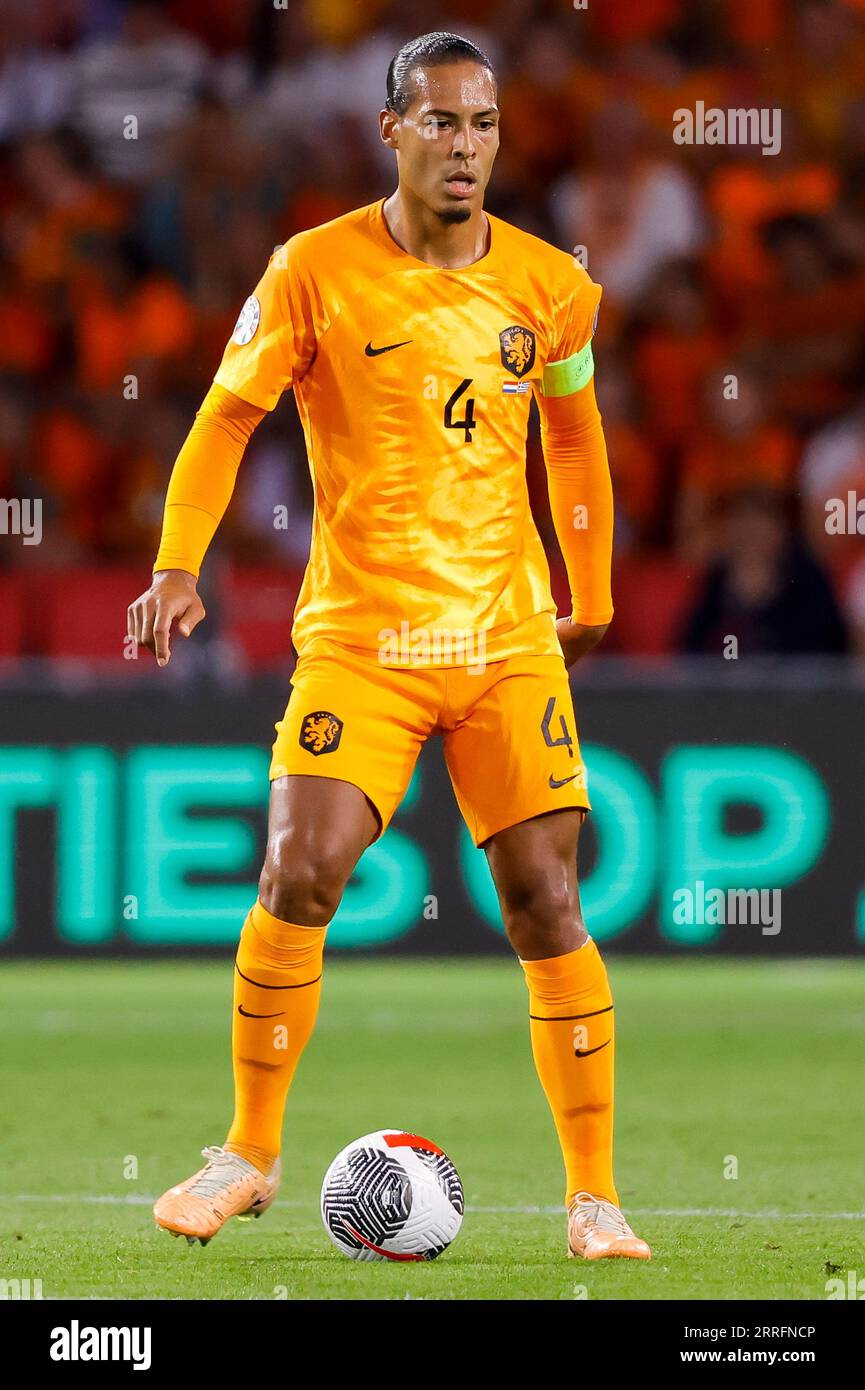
[299,710,343,756]
[499,325,536,379]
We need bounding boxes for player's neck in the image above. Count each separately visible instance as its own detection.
[383,189,490,270]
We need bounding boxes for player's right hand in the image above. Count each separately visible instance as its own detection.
[127,569,206,668]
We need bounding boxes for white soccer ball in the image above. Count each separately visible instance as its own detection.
[320,1129,464,1261]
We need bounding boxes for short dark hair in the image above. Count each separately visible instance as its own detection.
[385,31,495,117]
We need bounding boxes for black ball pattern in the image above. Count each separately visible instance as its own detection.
[414,1147,465,1215]
[322,1147,413,1253]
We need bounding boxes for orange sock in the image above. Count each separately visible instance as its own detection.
[520,937,618,1208]
[225,900,325,1174]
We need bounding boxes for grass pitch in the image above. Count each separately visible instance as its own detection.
[1,956,862,1300]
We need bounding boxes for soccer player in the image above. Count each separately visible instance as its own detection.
[128,31,651,1262]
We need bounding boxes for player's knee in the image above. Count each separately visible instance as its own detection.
[498,876,576,933]
[259,829,350,927]
[499,877,587,957]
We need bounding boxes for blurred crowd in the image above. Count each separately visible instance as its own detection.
[1,0,864,657]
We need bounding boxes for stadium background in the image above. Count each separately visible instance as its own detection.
[1,0,864,1311]
[0,0,863,957]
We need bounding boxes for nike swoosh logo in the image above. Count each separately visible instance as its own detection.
[549,772,582,789]
[237,1005,285,1019]
[575,1041,611,1058]
[365,339,412,356]
[343,1221,424,1261]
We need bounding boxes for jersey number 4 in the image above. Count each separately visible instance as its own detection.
[444,378,477,444]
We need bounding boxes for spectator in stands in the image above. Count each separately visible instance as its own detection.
[69,0,208,182]
[632,258,723,544]
[676,364,799,566]
[799,385,865,572]
[680,487,849,656]
[550,97,705,311]
[0,6,72,141]
[0,0,860,666]
[743,214,865,431]
[593,353,660,553]
[843,552,865,657]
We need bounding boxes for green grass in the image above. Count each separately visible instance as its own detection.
[0,957,862,1300]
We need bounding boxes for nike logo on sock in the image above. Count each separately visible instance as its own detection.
[574,1041,611,1058]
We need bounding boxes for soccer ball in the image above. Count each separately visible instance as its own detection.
[320,1129,464,1261]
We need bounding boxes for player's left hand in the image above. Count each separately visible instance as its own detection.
[556,617,610,668]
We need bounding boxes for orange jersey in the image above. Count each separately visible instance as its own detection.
[212,198,604,665]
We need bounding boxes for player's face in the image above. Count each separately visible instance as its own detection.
[384,62,500,223]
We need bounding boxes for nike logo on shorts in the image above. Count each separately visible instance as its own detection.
[549,771,583,789]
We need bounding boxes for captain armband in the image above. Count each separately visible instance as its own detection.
[538,340,595,398]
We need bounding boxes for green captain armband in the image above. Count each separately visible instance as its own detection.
[539,340,595,398]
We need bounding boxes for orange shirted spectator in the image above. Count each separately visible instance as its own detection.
[741,215,865,428]
[676,368,799,564]
[37,406,111,550]
[71,249,196,394]
[705,161,838,306]
[194,304,243,389]
[98,402,188,558]
[304,0,390,44]
[497,25,585,181]
[11,135,126,288]
[590,0,683,46]
[0,387,32,501]
[0,282,55,375]
[0,0,859,645]
[723,0,785,49]
[684,423,795,498]
[14,187,127,287]
[283,185,358,239]
[633,65,731,147]
[607,425,660,548]
[634,261,724,450]
[134,277,197,359]
[760,2,865,151]
[595,358,661,550]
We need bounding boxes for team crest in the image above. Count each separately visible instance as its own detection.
[499,325,536,379]
[300,710,343,756]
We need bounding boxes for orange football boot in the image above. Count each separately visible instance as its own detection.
[567,1192,652,1261]
[153,1145,281,1245]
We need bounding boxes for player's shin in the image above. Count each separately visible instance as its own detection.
[519,937,618,1207]
[225,900,325,1174]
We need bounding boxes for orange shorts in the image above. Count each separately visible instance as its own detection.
[269,639,590,847]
